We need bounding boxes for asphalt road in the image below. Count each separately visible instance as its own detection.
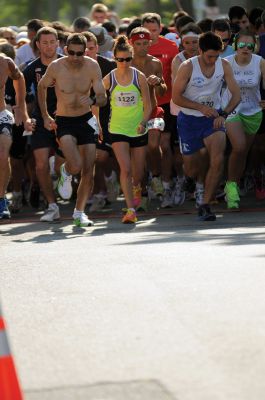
[1,197,265,400]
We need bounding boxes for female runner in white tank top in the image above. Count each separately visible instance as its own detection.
[223,30,265,209]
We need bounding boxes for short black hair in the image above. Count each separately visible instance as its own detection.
[66,33,87,50]
[73,17,91,32]
[229,6,248,22]
[199,31,223,52]
[102,21,117,34]
[176,15,194,32]
[212,18,231,33]
[197,18,213,33]
[27,19,45,32]
[248,7,264,26]
[126,18,142,37]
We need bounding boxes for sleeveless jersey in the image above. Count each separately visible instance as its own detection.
[180,56,224,117]
[109,67,144,137]
[177,51,186,63]
[223,54,262,116]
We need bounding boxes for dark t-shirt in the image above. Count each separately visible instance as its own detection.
[93,54,116,128]
[5,77,16,106]
[23,55,63,119]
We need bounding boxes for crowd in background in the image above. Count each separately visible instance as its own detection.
[1,3,265,225]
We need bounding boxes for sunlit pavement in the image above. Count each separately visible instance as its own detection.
[1,195,265,400]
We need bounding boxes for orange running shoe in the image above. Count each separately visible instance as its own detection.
[122,209,137,224]
[133,184,142,207]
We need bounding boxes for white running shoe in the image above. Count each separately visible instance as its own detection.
[194,186,204,208]
[151,176,164,197]
[40,204,60,222]
[105,172,120,202]
[11,192,23,213]
[161,189,173,208]
[173,180,185,206]
[89,194,106,212]
[57,164,72,200]
[73,211,94,227]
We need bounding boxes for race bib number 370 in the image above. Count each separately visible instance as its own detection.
[114,91,138,107]
[198,95,215,108]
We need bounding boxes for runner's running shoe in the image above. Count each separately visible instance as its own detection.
[198,204,216,221]
[40,204,60,222]
[57,164,73,200]
[224,181,240,209]
[122,209,137,224]
[0,198,11,219]
[73,211,94,227]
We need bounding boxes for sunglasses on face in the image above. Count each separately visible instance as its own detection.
[68,50,85,56]
[222,38,230,43]
[115,57,133,62]
[237,42,255,50]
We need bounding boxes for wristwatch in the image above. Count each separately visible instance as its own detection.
[219,110,229,119]
[155,78,162,86]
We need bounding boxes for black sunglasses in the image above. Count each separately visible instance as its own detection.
[222,38,230,43]
[115,57,133,62]
[68,50,85,56]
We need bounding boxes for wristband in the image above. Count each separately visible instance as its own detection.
[219,110,228,119]
[155,78,162,86]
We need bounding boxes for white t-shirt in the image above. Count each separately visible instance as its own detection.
[15,43,35,66]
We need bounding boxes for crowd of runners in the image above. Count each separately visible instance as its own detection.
[1,4,265,226]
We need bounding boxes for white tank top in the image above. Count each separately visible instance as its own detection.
[177,51,186,63]
[223,54,261,116]
[180,56,224,117]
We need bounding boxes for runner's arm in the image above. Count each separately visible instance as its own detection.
[7,58,31,127]
[152,59,167,97]
[139,72,152,124]
[261,58,265,90]
[222,59,241,114]
[91,62,107,107]
[37,62,57,120]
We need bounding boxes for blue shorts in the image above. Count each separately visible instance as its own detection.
[177,111,226,155]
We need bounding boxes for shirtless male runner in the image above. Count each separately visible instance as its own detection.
[0,54,31,219]
[129,27,167,209]
[38,33,107,227]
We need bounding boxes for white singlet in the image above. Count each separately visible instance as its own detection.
[180,56,224,117]
[223,54,262,116]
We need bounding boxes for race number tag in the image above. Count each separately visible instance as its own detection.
[114,91,139,107]
[87,115,99,135]
[227,109,239,118]
[198,95,215,108]
[147,118,165,131]
[0,109,14,125]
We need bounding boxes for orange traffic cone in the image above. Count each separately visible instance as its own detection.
[0,305,23,400]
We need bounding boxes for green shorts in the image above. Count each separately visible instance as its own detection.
[226,111,263,135]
